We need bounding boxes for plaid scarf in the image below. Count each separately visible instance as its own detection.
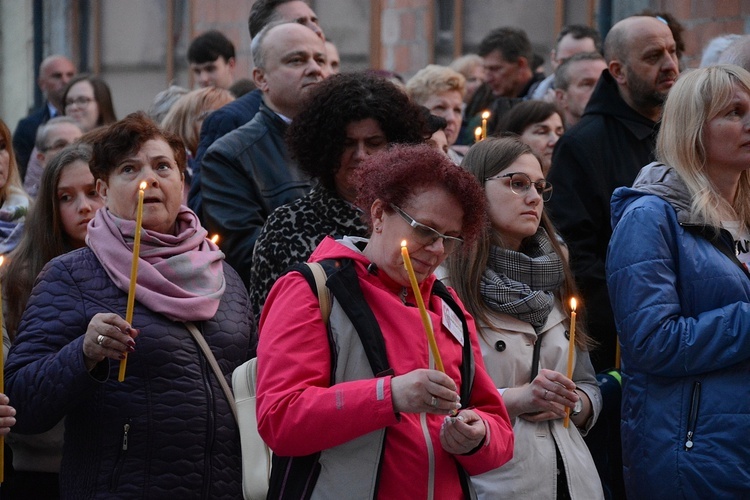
[480,228,564,331]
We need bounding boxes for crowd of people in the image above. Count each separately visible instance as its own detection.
[1,0,750,498]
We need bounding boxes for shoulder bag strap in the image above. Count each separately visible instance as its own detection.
[305,262,332,325]
[185,320,238,422]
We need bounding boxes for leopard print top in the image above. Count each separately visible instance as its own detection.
[249,185,369,318]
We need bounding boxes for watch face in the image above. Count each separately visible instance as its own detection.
[573,398,583,416]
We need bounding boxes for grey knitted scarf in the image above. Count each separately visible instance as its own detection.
[480,228,564,331]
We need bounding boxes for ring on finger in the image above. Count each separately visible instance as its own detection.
[97,334,106,346]
[543,389,549,400]
[430,396,438,408]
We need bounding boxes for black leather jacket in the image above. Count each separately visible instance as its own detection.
[201,102,312,286]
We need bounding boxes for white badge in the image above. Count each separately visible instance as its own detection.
[442,299,464,346]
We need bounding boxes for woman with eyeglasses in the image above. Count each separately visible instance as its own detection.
[445,136,603,499]
[62,74,117,133]
[256,144,514,499]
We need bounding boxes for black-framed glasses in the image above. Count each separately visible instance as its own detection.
[485,172,553,201]
[390,204,463,253]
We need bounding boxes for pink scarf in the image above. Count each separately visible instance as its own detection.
[87,206,225,322]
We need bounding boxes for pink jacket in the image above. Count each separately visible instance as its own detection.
[257,237,513,499]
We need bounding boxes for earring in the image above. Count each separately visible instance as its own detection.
[374,226,382,233]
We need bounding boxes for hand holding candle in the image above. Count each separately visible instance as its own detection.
[118,181,147,382]
[563,297,577,428]
[401,240,445,373]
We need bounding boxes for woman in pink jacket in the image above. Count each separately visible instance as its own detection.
[257,144,514,499]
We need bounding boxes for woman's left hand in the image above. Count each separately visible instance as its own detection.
[439,409,486,455]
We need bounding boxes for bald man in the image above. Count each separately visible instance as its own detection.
[546,18,678,497]
[13,55,76,180]
[201,22,325,284]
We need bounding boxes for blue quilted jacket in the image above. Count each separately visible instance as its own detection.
[6,247,256,499]
[606,162,750,498]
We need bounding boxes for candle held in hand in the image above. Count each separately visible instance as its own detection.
[481,110,490,140]
[564,297,577,428]
[400,241,444,373]
[119,181,147,382]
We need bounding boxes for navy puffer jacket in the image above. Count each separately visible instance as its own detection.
[6,247,256,499]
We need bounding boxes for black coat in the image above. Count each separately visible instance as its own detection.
[12,104,53,180]
[546,69,659,371]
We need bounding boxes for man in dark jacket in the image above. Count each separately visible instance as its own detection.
[200,22,325,286]
[13,55,75,180]
[546,16,678,500]
[188,0,325,217]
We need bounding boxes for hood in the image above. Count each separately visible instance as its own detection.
[611,162,694,228]
[310,235,370,265]
[583,70,657,142]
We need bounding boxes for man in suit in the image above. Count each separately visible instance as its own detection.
[13,55,76,180]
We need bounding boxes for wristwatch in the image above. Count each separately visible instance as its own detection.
[571,397,583,417]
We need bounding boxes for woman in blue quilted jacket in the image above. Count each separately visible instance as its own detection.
[5,112,255,499]
[607,64,750,498]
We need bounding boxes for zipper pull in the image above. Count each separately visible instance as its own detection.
[400,287,408,304]
[122,423,130,451]
[684,430,693,450]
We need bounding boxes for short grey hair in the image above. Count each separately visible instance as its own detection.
[251,20,289,70]
[35,116,81,151]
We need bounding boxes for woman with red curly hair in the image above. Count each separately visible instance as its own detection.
[257,144,514,499]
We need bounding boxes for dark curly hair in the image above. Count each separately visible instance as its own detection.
[88,111,187,182]
[286,72,426,191]
[355,144,486,245]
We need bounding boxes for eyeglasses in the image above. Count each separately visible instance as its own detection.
[485,172,553,202]
[65,96,94,108]
[390,204,463,253]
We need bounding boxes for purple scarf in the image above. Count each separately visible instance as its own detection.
[87,206,225,322]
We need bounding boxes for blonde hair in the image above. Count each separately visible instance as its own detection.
[657,64,750,228]
[449,54,482,77]
[161,87,234,155]
[406,64,466,105]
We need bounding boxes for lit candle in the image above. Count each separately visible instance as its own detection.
[474,126,482,143]
[210,234,220,245]
[564,297,577,428]
[118,181,147,382]
[400,240,444,373]
[481,110,490,139]
[0,256,4,482]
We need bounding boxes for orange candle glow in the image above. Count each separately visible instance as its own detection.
[119,181,147,382]
[481,110,490,139]
[210,234,220,245]
[474,126,482,143]
[564,297,577,428]
[401,240,444,373]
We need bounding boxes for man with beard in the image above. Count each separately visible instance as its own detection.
[545,16,678,499]
[200,21,326,285]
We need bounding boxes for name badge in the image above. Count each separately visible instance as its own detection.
[442,299,464,346]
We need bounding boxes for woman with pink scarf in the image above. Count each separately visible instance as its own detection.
[5,112,255,499]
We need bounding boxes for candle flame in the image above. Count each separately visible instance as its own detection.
[0,256,4,267]
[401,240,407,248]
[139,181,147,190]
[474,126,482,136]
[481,110,490,119]
[210,234,220,244]
[570,297,577,311]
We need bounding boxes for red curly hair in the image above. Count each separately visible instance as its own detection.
[355,144,486,245]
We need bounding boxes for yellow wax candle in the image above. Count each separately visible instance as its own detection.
[118,182,147,382]
[474,126,482,143]
[564,297,577,428]
[0,256,4,482]
[400,241,444,373]
[481,110,490,140]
